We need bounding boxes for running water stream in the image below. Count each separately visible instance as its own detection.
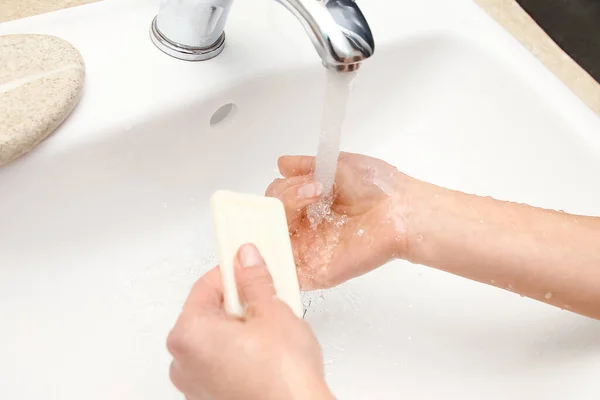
[307,69,358,227]
[302,69,358,315]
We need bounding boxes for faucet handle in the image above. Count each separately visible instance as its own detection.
[150,0,375,71]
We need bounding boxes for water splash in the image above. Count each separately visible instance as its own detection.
[301,289,327,317]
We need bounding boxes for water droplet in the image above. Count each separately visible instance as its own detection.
[417,235,423,241]
[507,284,514,291]
[357,229,365,236]
[490,279,496,285]
[544,292,553,300]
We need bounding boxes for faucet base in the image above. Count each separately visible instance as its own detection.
[149,17,226,62]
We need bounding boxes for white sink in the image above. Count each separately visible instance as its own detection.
[1,0,600,399]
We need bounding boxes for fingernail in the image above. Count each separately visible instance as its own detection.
[298,182,323,199]
[239,244,263,268]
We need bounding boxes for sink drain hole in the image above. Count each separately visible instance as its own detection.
[210,103,237,127]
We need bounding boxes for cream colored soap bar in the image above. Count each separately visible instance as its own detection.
[210,190,303,318]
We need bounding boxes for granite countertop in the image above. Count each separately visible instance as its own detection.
[474,0,600,115]
[2,0,599,116]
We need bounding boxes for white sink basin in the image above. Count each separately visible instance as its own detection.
[1,0,600,399]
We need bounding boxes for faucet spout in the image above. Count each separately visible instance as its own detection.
[150,0,374,71]
[275,0,374,71]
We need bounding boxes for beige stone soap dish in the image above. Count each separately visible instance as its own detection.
[0,34,85,167]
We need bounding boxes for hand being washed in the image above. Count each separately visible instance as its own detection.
[269,151,600,320]
[167,244,333,400]
[266,152,413,290]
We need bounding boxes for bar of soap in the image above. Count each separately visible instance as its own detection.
[210,190,303,318]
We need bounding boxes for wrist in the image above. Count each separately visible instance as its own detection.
[388,175,435,264]
[399,178,475,267]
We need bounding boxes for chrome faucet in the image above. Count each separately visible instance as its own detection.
[150,0,374,72]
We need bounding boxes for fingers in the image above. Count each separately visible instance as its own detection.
[280,181,322,226]
[265,175,309,198]
[168,267,224,362]
[266,176,322,231]
[281,183,323,230]
[278,155,315,178]
[169,361,191,395]
[168,267,225,359]
[181,266,224,314]
[169,358,211,400]
[235,244,278,316]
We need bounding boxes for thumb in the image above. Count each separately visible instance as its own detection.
[235,244,277,315]
[280,181,323,232]
[266,178,323,232]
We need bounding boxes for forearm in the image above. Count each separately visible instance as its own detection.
[403,179,600,319]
